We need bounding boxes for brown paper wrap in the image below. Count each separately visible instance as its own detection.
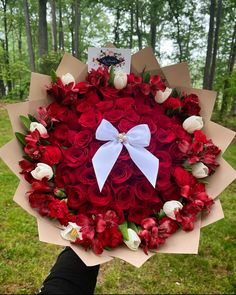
[0,47,235,267]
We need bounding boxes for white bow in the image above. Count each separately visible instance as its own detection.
[92,119,159,192]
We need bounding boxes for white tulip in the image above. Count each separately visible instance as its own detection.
[154,87,172,104]
[60,222,82,242]
[31,163,53,180]
[192,162,209,178]
[124,228,141,251]
[182,115,203,134]
[61,73,75,86]
[30,122,48,137]
[163,201,183,220]
[113,70,127,90]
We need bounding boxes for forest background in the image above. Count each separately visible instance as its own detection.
[0,0,236,294]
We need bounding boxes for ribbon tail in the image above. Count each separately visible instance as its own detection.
[125,144,159,188]
[92,141,123,192]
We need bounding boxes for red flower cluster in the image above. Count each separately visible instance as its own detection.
[18,67,220,254]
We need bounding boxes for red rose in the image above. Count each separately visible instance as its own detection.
[67,185,88,209]
[140,117,157,135]
[156,128,176,143]
[160,184,181,201]
[156,168,172,191]
[193,130,207,143]
[104,109,124,123]
[110,161,132,184]
[49,123,70,147]
[163,97,182,110]
[73,81,91,94]
[19,159,36,173]
[149,75,166,92]
[114,185,136,210]
[68,130,93,148]
[172,166,196,187]
[63,147,88,167]
[128,206,150,224]
[118,119,137,133]
[115,97,135,110]
[100,86,119,100]
[40,145,62,166]
[96,100,114,112]
[55,164,81,186]
[125,109,140,122]
[47,102,69,122]
[155,151,172,169]
[135,179,158,201]
[139,83,150,95]
[79,166,97,185]
[87,184,112,206]
[182,94,200,116]
[76,100,93,113]
[78,110,102,130]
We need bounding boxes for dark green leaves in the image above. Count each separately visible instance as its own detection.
[15,132,26,146]
[118,221,129,241]
[50,69,57,83]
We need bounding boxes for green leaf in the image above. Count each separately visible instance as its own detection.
[171,88,180,98]
[23,155,34,162]
[54,189,67,199]
[142,71,151,83]
[15,132,26,146]
[20,115,31,130]
[50,69,57,83]
[108,65,115,85]
[157,209,166,219]
[182,161,192,172]
[128,222,138,233]
[118,221,129,241]
[28,114,38,122]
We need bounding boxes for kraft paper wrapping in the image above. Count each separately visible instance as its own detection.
[0,47,235,267]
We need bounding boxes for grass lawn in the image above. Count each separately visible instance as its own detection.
[0,106,235,294]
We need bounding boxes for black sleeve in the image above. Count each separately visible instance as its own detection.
[38,247,100,295]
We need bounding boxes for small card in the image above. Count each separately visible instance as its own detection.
[88,47,131,73]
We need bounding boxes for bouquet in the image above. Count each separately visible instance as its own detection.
[0,46,235,267]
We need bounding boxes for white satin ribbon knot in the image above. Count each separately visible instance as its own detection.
[92,119,159,192]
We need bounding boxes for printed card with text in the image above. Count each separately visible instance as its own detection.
[88,47,131,73]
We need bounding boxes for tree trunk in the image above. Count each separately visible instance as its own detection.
[220,21,236,118]
[2,0,12,93]
[70,4,75,55]
[23,0,36,71]
[203,0,215,89]
[50,0,57,52]
[74,0,81,58]
[150,0,157,52]
[208,0,222,90]
[129,2,133,48]
[135,0,142,50]
[58,0,64,51]
[38,0,48,57]
[114,7,120,46]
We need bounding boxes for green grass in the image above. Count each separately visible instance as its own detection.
[0,106,235,294]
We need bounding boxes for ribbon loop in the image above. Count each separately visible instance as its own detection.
[92,119,159,191]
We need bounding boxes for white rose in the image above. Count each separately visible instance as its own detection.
[60,222,82,242]
[192,162,209,178]
[31,163,53,180]
[182,115,203,134]
[154,87,172,104]
[124,228,141,251]
[113,70,127,90]
[30,122,48,137]
[163,200,183,220]
[61,73,75,86]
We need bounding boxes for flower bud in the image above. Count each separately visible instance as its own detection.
[182,115,203,134]
[154,87,172,104]
[124,228,141,251]
[61,73,75,86]
[113,71,127,90]
[163,200,183,220]
[192,162,209,178]
[31,163,53,180]
[60,222,82,242]
[30,122,48,138]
